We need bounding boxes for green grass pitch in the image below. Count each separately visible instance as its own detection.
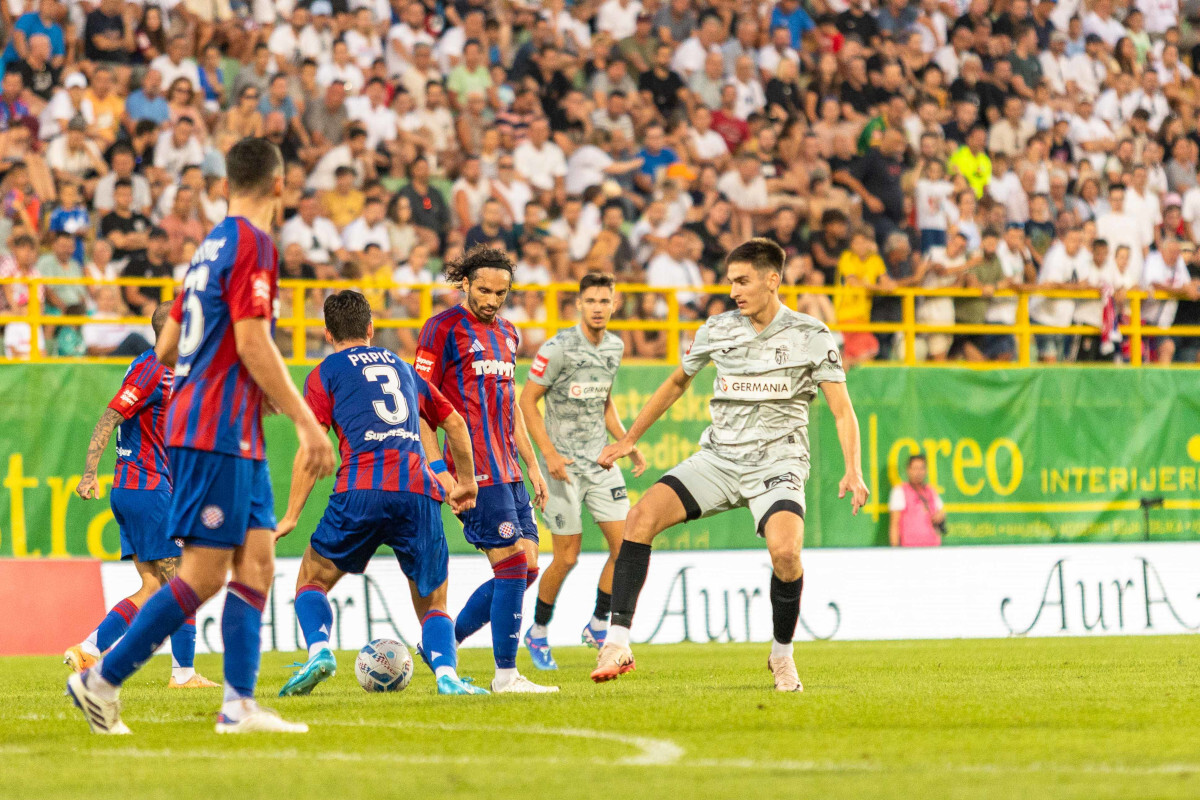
[4,636,1200,799]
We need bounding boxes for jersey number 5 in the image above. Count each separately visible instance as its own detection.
[363,365,409,425]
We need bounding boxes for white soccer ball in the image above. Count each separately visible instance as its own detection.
[355,638,414,693]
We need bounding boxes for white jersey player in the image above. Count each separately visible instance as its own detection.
[592,238,870,692]
[518,273,647,670]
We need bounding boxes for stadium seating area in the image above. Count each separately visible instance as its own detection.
[0,0,1197,365]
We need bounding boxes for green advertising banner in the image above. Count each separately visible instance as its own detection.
[1,363,1198,559]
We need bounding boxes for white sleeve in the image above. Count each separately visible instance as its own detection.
[932,490,943,511]
[888,485,906,512]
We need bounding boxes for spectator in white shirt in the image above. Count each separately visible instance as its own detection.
[491,155,533,225]
[1068,34,1109,100]
[646,229,704,309]
[730,55,766,119]
[1132,68,1171,130]
[152,117,204,180]
[671,13,723,78]
[1125,165,1162,250]
[1096,183,1149,275]
[308,127,372,192]
[1083,0,1126,47]
[717,154,771,240]
[268,6,322,72]
[344,7,384,70]
[343,197,391,258]
[316,39,366,94]
[1138,0,1178,36]
[387,1,436,78]
[1069,96,1116,173]
[1142,237,1194,362]
[514,116,568,204]
[757,27,800,82]
[281,190,349,267]
[1040,32,1072,95]
[348,77,401,151]
[1031,226,1093,361]
[596,0,643,40]
[149,35,201,92]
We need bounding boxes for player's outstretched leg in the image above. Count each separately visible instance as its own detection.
[67,572,206,734]
[411,579,489,695]
[279,581,339,697]
[764,512,805,693]
[455,564,540,645]
[486,548,557,693]
[592,483,686,684]
[217,529,308,733]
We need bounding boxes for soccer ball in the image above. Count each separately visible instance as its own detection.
[355,638,414,693]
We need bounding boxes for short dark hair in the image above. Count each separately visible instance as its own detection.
[11,234,35,249]
[444,244,514,284]
[151,301,172,338]
[908,454,927,466]
[114,178,133,191]
[579,272,615,294]
[324,290,373,342]
[725,237,785,275]
[226,137,283,198]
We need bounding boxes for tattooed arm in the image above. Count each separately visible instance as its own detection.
[77,408,124,500]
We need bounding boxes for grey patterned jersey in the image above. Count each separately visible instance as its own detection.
[528,325,625,474]
[682,306,845,469]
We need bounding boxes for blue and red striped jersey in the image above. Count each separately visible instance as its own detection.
[166,216,278,460]
[414,305,521,487]
[108,350,172,492]
[304,345,454,499]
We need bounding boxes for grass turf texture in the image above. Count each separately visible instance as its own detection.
[3,637,1200,799]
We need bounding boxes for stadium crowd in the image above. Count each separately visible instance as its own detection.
[0,0,1198,363]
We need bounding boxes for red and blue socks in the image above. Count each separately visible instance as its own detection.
[96,578,201,690]
[85,598,139,655]
[489,552,528,671]
[294,583,333,657]
[221,582,267,704]
[420,610,458,679]
[169,616,197,682]
[454,566,539,644]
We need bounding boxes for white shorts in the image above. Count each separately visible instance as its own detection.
[659,449,806,537]
[540,462,630,536]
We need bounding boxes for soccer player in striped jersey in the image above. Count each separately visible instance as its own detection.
[415,245,555,694]
[274,290,488,697]
[67,138,336,735]
[66,303,218,690]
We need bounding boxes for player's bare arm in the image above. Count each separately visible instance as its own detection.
[598,366,695,468]
[420,419,454,495]
[518,379,573,483]
[514,401,548,510]
[604,394,647,477]
[440,409,479,513]
[233,317,336,479]
[154,315,180,368]
[820,380,869,514]
[275,421,330,541]
[77,407,124,500]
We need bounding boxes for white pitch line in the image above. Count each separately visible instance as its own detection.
[320,719,685,766]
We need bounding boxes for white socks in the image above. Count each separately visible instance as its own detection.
[81,637,102,658]
[434,666,457,680]
[771,639,794,660]
[493,667,519,688]
[529,624,549,639]
[309,642,331,659]
[590,616,609,631]
[171,667,195,683]
[605,625,631,648]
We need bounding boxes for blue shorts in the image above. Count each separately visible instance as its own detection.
[110,487,181,563]
[167,447,276,550]
[310,489,448,597]
[457,481,538,551]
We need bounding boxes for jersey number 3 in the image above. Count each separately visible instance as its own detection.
[363,365,409,425]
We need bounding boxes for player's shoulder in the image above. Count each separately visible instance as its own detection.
[543,325,579,349]
[602,330,625,354]
[701,309,747,335]
[423,304,467,335]
[777,307,833,337]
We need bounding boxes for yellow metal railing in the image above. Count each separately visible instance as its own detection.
[1,276,1195,368]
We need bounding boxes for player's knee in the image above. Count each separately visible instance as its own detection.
[769,547,803,582]
[556,548,579,571]
[624,505,659,544]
